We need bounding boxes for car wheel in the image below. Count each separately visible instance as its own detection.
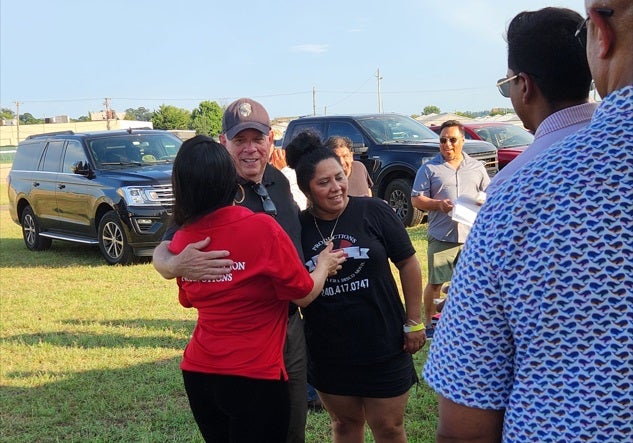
[98,211,135,265]
[384,178,424,227]
[20,205,53,251]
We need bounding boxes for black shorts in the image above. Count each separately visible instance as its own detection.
[308,352,418,398]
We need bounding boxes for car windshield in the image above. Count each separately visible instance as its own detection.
[357,114,438,144]
[89,134,182,167]
[473,125,534,148]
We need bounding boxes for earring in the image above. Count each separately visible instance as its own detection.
[235,184,245,204]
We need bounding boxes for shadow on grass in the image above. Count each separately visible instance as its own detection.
[1,317,203,442]
[0,237,150,269]
[0,358,203,442]
[2,318,195,352]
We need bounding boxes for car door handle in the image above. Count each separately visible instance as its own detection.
[33,182,40,187]
[58,184,66,189]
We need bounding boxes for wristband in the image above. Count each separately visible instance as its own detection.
[403,323,425,333]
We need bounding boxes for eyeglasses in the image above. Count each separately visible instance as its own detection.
[496,74,519,98]
[251,182,277,216]
[439,137,461,145]
[575,8,614,46]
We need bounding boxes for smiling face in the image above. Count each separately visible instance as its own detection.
[333,146,353,177]
[220,129,273,182]
[439,126,465,163]
[308,158,349,219]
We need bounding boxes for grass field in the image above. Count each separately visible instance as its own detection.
[0,171,439,442]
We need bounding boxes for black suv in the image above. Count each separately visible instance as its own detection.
[7,129,182,265]
[282,113,498,226]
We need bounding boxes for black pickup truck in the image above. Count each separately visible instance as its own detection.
[282,113,498,226]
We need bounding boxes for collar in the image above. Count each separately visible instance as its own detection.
[534,102,598,139]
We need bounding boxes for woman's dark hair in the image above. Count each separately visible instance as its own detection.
[172,135,238,226]
[285,130,340,196]
[506,7,592,106]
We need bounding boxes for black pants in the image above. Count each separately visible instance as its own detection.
[182,371,289,443]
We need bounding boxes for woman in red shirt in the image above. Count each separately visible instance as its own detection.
[169,136,344,443]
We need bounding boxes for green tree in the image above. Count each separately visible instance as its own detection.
[74,115,91,122]
[151,105,191,130]
[489,107,513,116]
[423,105,441,115]
[455,111,476,119]
[190,101,223,136]
[124,107,153,121]
[1,107,15,120]
[20,113,44,124]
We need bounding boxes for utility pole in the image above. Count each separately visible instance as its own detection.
[376,68,383,114]
[312,86,316,116]
[14,101,21,144]
[104,97,111,130]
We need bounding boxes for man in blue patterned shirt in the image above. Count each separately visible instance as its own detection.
[424,2,633,442]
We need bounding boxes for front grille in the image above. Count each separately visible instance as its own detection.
[153,184,174,209]
[471,154,499,177]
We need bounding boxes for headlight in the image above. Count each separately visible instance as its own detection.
[119,186,164,206]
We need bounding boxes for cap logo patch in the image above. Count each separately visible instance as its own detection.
[239,103,252,117]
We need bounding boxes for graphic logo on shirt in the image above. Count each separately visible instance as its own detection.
[305,235,369,272]
[306,234,371,297]
[181,261,246,283]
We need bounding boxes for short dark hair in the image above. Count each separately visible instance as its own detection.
[172,135,237,226]
[506,7,592,105]
[285,130,340,196]
[440,120,465,136]
[325,136,353,152]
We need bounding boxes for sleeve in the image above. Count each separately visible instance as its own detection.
[481,168,491,191]
[423,205,514,410]
[259,217,314,301]
[162,222,179,242]
[412,164,431,197]
[371,199,415,263]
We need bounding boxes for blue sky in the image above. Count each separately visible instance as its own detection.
[1,0,585,120]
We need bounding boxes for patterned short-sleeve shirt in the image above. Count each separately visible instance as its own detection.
[424,85,633,442]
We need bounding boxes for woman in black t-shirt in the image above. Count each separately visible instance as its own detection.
[286,131,426,443]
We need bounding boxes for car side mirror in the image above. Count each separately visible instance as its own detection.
[72,161,92,177]
[351,142,368,154]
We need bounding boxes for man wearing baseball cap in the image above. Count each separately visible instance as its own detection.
[154,98,309,443]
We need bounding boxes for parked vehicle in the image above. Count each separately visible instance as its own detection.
[429,122,533,169]
[7,129,182,265]
[282,113,498,227]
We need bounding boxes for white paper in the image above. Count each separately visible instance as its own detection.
[451,194,485,227]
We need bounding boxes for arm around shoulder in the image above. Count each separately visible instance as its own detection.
[152,237,234,281]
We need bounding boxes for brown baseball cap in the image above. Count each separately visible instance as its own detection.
[222,98,271,140]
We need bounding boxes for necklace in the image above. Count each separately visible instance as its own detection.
[313,214,340,245]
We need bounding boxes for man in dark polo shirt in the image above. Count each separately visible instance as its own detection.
[153,98,309,443]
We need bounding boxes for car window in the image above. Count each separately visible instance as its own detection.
[327,122,364,146]
[13,140,46,170]
[358,115,437,143]
[473,125,534,148]
[283,122,324,147]
[62,140,88,173]
[41,141,65,172]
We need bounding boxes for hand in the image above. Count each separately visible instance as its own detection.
[439,199,454,214]
[316,242,347,276]
[403,329,427,354]
[172,237,234,281]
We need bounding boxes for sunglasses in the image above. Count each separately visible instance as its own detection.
[575,8,614,46]
[496,74,519,98]
[251,182,277,216]
[439,137,461,145]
